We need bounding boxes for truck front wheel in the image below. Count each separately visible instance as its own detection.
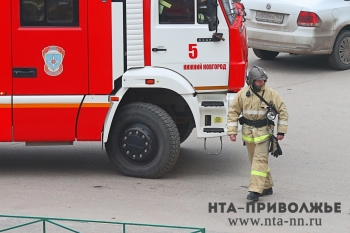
[106,102,180,178]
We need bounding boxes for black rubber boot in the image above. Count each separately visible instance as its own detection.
[247,192,260,201]
[261,188,273,196]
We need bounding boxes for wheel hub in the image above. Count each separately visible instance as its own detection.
[339,37,350,65]
[119,124,157,164]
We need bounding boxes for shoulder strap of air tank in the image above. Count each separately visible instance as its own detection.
[250,87,270,106]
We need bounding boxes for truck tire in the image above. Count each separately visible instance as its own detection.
[106,102,180,178]
[253,49,279,60]
[328,30,350,70]
[178,121,195,144]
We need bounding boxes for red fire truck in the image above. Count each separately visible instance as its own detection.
[1,0,247,178]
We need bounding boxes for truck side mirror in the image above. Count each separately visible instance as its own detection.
[206,0,218,31]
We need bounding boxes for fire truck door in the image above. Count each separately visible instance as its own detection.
[151,0,230,90]
[11,0,88,141]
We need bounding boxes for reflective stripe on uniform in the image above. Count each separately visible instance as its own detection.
[278,120,288,125]
[251,170,267,177]
[243,109,267,115]
[227,122,238,127]
[267,167,270,173]
[242,134,270,143]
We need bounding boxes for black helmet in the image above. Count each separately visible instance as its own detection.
[246,66,268,85]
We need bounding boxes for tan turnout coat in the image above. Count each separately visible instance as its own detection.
[228,85,288,143]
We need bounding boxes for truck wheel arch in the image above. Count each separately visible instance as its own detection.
[103,68,199,143]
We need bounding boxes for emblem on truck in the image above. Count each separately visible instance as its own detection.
[42,46,65,76]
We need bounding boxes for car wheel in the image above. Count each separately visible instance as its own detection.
[328,30,350,70]
[253,49,279,60]
[106,102,180,178]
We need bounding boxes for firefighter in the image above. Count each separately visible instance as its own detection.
[227,66,288,201]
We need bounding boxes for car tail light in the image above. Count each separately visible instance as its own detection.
[297,11,322,27]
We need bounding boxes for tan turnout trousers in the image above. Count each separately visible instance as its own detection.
[246,140,274,193]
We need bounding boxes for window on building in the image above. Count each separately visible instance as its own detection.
[159,0,195,24]
[21,0,79,26]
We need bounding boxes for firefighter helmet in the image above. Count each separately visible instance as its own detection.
[246,66,268,86]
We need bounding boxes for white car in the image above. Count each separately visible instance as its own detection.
[242,0,350,70]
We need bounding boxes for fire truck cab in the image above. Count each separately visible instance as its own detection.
[1,0,247,177]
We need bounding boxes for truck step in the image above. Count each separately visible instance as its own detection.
[201,101,224,107]
[203,128,224,133]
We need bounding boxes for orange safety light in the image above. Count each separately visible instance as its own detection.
[0,92,6,96]
[145,79,155,85]
[110,96,119,101]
